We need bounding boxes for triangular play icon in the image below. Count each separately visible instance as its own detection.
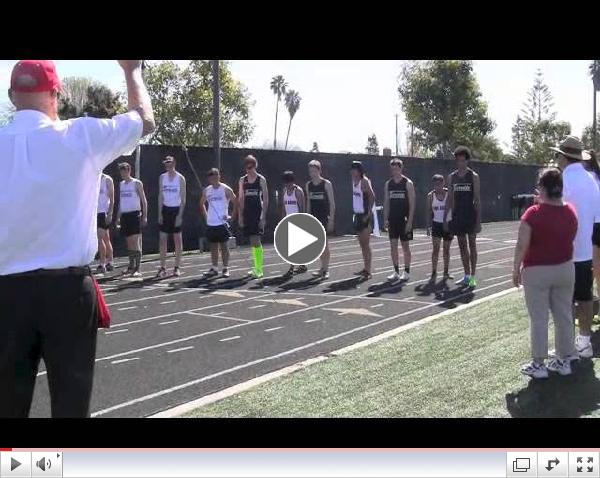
[288,221,318,256]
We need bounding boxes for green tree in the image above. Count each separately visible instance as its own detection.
[284,89,301,150]
[311,142,319,152]
[0,102,15,127]
[398,60,495,157]
[583,116,600,149]
[366,134,379,155]
[521,69,554,123]
[144,60,253,147]
[590,60,600,90]
[511,71,571,164]
[270,75,287,149]
[58,77,124,119]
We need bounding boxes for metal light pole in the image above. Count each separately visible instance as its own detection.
[395,114,398,156]
[212,60,221,170]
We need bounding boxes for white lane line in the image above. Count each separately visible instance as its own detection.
[184,311,250,323]
[108,289,201,307]
[219,336,241,342]
[94,257,513,363]
[212,311,227,316]
[111,358,139,365]
[160,300,177,305]
[93,278,514,417]
[249,304,267,309]
[117,306,137,311]
[271,270,281,274]
[105,329,128,335]
[159,320,180,326]
[304,318,322,323]
[167,346,194,354]
[404,296,415,301]
[484,274,512,282]
[265,326,284,332]
[370,303,384,308]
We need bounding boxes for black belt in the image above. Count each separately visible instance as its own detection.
[7,266,91,278]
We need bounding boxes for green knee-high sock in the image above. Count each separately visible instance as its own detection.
[252,245,264,274]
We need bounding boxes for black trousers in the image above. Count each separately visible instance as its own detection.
[0,272,97,418]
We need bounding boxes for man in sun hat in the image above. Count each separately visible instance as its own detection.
[552,135,600,359]
[0,60,155,417]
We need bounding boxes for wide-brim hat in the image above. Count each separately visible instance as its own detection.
[549,135,585,161]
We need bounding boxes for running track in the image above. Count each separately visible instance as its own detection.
[30,221,520,417]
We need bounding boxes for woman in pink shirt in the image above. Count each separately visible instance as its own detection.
[513,168,578,379]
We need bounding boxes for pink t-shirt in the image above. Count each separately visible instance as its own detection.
[521,203,578,268]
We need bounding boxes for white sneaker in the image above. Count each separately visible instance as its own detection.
[130,271,143,278]
[222,268,230,278]
[387,271,400,282]
[400,271,410,281]
[548,349,579,363]
[576,335,594,358]
[547,358,572,376]
[520,361,549,379]
[204,268,218,277]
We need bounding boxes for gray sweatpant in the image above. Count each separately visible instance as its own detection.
[522,261,576,361]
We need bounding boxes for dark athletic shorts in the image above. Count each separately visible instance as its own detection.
[121,211,141,237]
[242,214,263,237]
[388,217,413,242]
[206,224,231,243]
[574,260,594,303]
[353,213,372,233]
[97,213,110,230]
[593,223,600,248]
[431,221,454,241]
[159,205,181,234]
[450,216,476,236]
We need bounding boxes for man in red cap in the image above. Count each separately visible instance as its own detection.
[0,60,155,418]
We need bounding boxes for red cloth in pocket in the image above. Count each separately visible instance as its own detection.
[92,276,112,328]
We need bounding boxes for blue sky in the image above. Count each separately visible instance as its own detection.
[0,60,594,154]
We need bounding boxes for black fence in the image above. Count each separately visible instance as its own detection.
[106,146,541,256]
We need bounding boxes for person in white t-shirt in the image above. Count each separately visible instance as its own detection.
[116,162,148,278]
[200,168,237,278]
[553,136,600,359]
[0,60,154,418]
[279,170,307,277]
[156,155,187,278]
[96,172,115,274]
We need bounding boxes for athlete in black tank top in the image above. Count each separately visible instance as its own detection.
[384,159,415,283]
[307,160,335,278]
[238,155,269,279]
[445,146,481,288]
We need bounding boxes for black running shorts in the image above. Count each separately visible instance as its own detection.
[159,206,181,234]
[121,211,141,237]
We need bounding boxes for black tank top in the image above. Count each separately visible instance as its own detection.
[388,177,409,219]
[308,179,330,221]
[451,169,475,219]
[243,175,262,215]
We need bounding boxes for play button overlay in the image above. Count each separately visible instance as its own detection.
[274,213,326,266]
[11,458,21,471]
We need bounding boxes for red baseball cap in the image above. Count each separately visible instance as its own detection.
[10,60,62,93]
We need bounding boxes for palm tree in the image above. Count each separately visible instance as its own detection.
[284,90,301,150]
[270,75,287,149]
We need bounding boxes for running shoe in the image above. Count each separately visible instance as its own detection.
[400,271,410,282]
[247,269,264,279]
[105,263,114,272]
[443,272,453,281]
[456,275,470,286]
[547,358,572,376]
[387,271,401,282]
[122,268,133,276]
[130,271,143,279]
[520,361,549,379]
[283,265,295,277]
[205,268,219,277]
[468,276,477,288]
[156,267,167,279]
[173,267,181,278]
[295,265,308,274]
[95,265,106,274]
[222,268,230,278]
[576,335,594,358]
[429,272,437,283]
[313,269,329,279]
[360,270,372,280]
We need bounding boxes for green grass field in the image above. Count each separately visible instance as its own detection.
[185,292,600,418]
